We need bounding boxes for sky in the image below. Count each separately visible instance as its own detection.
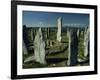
[23,11,89,27]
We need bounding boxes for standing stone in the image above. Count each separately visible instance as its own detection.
[84,27,89,57]
[67,29,78,66]
[57,17,62,42]
[81,31,84,36]
[33,28,36,39]
[77,29,80,37]
[67,29,71,66]
[45,28,48,39]
[35,28,36,35]
[23,25,28,45]
[46,40,49,46]
[34,28,46,64]
[50,41,53,47]
[30,29,33,41]
[67,28,70,38]
[47,28,49,39]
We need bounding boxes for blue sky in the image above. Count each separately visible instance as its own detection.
[23,11,89,27]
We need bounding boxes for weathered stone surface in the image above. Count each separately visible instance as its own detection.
[24,55,35,63]
[30,29,33,41]
[67,29,78,66]
[84,27,89,57]
[34,28,46,64]
[57,17,62,42]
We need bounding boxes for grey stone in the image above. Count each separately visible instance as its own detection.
[67,29,78,66]
[84,27,89,57]
[34,28,46,64]
[57,17,62,42]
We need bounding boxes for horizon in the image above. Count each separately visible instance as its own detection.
[23,11,89,28]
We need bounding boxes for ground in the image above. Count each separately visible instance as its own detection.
[23,27,89,69]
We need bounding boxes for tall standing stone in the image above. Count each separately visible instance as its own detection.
[66,28,70,38]
[67,29,71,66]
[23,25,28,45]
[46,40,49,46]
[67,29,78,66]
[45,28,48,39]
[33,28,36,40]
[30,29,33,41]
[57,17,62,42]
[77,29,80,37]
[84,27,89,57]
[34,28,46,64]
[46,28,49,39]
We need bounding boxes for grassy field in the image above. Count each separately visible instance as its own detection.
[23,28,89,69]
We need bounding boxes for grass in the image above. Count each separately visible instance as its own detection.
[23,61,47,68]
[23,29,89,68]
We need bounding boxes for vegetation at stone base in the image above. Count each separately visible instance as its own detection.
[23,27,89,69]
[23,61,47,68]
[23,53,33,63]
[78,33,85,59]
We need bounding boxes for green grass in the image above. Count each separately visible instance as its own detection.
[23,61,47,68]
[23,30,89,68]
